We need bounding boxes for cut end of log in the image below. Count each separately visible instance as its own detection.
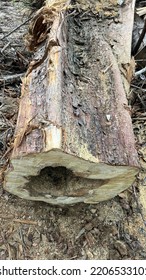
[4,148,139,205]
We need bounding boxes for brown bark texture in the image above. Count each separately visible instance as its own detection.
[4,0,139,205]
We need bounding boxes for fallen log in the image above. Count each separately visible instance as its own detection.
[4,0,139,205]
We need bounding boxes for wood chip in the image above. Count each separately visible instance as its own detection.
[13,219,38,225]
[0,216,38,225]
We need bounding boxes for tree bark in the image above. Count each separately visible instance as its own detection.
[4,0,139,205]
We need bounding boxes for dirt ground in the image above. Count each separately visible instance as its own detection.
[0,0,146,260]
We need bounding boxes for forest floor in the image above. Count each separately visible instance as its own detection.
[0,0,146,260]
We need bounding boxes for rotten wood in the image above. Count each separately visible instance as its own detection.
[4,0,139,205]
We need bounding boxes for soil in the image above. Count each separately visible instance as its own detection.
[0,0,146,260]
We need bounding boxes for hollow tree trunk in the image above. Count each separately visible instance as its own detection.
[4,0,139,205]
